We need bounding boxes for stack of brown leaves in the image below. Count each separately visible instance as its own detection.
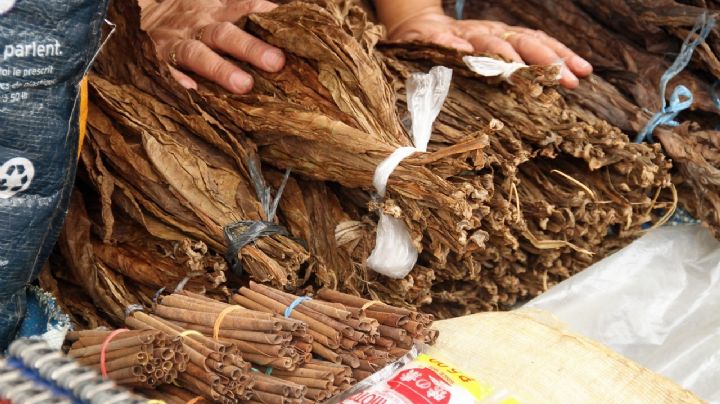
[46,0,673,320]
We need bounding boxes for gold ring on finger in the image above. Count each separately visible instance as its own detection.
[169,48,179,66]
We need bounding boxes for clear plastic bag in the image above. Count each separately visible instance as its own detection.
[527,225,720,403]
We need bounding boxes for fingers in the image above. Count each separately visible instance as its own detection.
[504,32,580,88]
[467,34,522,63]
[391,28,474,53]
[171,39,254,93]
[221,0,277,21]
[427,32,474,53]
[199,21,285,72]
[169,66,197,90]
[518,29,592,78]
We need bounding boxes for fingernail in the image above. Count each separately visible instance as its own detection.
[572,55,591,70]
[230,72,253,93]
[179,78,196,90]
[262,49,285,71]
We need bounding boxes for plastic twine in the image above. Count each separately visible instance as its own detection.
[455,0,465,19]
[100,329,129,378]
[124,304,144,318]
[174,276,191,293]
[635,13,716,143]
[223,160,293,276]
[284,296,312,318]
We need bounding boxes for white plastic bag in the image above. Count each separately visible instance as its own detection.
[527,225,720,403]
[462,56,526,81]
[366,66,452,278]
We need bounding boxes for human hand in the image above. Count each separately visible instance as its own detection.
[140,0,285,94]
[386,8,592,89]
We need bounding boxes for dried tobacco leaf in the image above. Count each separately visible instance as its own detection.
[51,0,674,322]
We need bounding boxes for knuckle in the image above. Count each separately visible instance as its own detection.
[515,35,535,50]
[175,41,197,61]
[209,61,231,81]
[210,21,234,44]
[241,38,265,59]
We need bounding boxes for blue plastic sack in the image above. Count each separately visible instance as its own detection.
[0,0,109,349]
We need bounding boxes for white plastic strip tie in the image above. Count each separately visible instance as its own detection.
[366,66,453,279]
[463,55,526,81]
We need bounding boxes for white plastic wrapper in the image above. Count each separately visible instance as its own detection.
[462,56,526,81]
[527,225,720,403]
[366,66,452,278]
[327,346,520,404]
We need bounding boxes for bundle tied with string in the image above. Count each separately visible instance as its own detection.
[635,13,717,144]
[367,66,452,279]
[224,159,293,276]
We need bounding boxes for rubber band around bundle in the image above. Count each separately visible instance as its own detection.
[361,300,385,311]
[186,397,204,404]
[152,287,166,305]
[100,328,129,378]
[213,306,244,340]
[179,330,203,339]
[124,304,144,318]
[174,276,191,293]
[284,296,312,318]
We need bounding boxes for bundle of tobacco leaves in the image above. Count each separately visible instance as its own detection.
[456,0,720,243]
[43,191,228,324]
[48,0,673,321]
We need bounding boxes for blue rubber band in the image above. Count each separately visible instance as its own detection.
[266,367,273,375]
[284,296,312,318]
[635,13,716,143]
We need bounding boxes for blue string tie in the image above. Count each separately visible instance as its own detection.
[284,296,312,318]
[635,13,716,143]
[455,0,465,20]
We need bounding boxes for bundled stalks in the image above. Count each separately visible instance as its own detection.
[125,310,254,403]
[232,282,438,371]
[456,0,720,243]
[45,0,675,322]
[67,329,187,387]
[257,359,357,402]
[154,290,310,371]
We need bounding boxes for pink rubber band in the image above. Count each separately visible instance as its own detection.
[100,328,129,378]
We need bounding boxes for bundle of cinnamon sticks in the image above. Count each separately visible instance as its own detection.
[112,284,437,402]
[149,290,349,402]
[232,282,436,371]
[125,311,254,402]
[67,329,187,387]
[153,290,309,370]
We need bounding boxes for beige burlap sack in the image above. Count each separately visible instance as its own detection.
[430,310,702,404]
